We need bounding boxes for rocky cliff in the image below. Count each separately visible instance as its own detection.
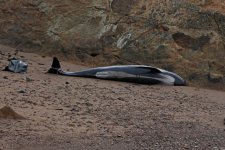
[0,0,225,89]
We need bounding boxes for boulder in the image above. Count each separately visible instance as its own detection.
[0,106,25,119]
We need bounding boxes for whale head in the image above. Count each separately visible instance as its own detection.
[159,69,186,86]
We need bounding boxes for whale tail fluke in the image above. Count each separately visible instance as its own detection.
[47,57,61,74]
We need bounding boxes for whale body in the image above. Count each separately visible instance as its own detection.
[48,57,186,86]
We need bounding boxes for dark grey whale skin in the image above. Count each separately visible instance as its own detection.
[48,57,186,86]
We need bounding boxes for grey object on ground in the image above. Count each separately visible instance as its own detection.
[4,58,28,73]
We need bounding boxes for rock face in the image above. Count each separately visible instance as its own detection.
[0,0,224,88]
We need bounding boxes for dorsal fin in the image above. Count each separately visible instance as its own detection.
[51,57,61,69]
[47,57,61,74]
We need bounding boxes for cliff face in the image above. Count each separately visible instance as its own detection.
[0,0,225,88]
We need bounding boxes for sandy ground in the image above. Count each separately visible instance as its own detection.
[0,44,225,150]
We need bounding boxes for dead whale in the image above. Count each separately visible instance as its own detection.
[48,57,186,86]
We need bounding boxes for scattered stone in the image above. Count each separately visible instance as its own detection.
[3,76,8,79]
[85,102,93,106]
[17,90,26,94]
[116,134,122,138]
[8,53,11,59]
[117,97,127,102]
[38,63,44,66]
[0,106,25,119]
[25,77,33,82]
[70,107,80,112]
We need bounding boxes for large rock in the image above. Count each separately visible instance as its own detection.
[0,106,25,119]
[0,0,224,88]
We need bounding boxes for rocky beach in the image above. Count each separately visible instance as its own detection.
[0,44,225,149]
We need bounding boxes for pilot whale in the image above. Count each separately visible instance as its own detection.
[48,57,186,86]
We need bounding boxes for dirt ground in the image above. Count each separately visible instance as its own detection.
[0,44,225,150]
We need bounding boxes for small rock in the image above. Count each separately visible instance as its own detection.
[116,135,122,138]
[3,76,8,79]
[65,81,69,84]
[183,144,189,149]
[70,107,80,112]
[17,90,26,94]
[25,77,33,82]
[208,72,224,83]
[85,102,93,106]
[117,97,124,101]
[38,63,44,66]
